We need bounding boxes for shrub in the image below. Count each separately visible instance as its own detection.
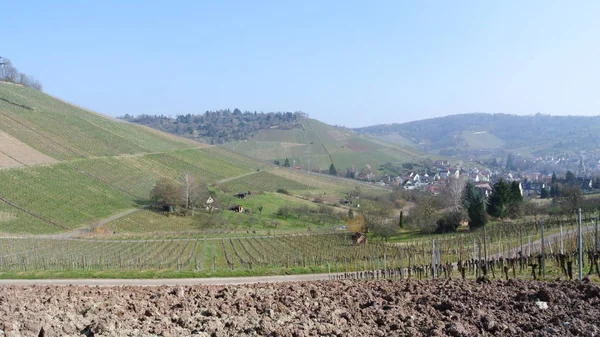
[435,210,467,234]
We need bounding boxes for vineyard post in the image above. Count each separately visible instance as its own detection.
[383,253,387,272]
[520,227,524,271]
[595,215,598,254]
[477,238,482,278]
[541,220,545,278]
[507,232,511,259]
[578,208,583,280]
[483,226,488,261]
[431,240,436,279]
[560,223,564,255]
[472,238,476,277]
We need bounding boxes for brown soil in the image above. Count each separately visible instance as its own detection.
[0,279,598,336]
[0,130,57,167]
[327,130,349,141]
[344,140,369,152]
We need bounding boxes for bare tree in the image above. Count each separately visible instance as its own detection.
[0,57,43,90]
[446,176,466,211]
[408,195,440,233]
[361,200,394,234]
[0,58,18,82]
[182,173,208,214]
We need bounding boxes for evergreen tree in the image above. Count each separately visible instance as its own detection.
[540,187,549,199]
[398,211,404,228]
[283,158,291,167]
[345,169,355,179]
[550,183,560,198]
[461,181,487,230]
[506,153,515,171]
[273,159,280,166]
[565,170,576,184]
[487,179,511,218]
[551,172,557,183]
[329,163,337,176]
[509,181,523,203]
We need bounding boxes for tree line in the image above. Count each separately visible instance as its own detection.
[120,110,303,144]
[0,57,43,91]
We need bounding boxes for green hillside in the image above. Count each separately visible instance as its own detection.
[225,117,431,172]
[355,113,600,157]
[0,83,376,235]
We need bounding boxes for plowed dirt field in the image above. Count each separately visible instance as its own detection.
[0,279,598,336]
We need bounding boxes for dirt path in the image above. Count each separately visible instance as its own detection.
[37,207,145,239]
[0,273,334,286]
[215,170,262,184]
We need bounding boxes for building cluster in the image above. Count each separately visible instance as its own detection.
[373,158,600,199]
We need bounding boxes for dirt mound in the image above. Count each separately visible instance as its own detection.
[0,279,598,336]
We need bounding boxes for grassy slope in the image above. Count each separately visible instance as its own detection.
[0,84,358,235]
[0,83,196,159]
[226,117,431,172]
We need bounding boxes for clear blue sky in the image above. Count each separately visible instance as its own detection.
[3,1,599,127]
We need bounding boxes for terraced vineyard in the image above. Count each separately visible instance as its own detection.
[0,164,136,230]
[0,82,395,237]
[0,83,196,160]
[0,199,59,234]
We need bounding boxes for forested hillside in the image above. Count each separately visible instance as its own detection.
[356,113,600,157]
[120,110,303,144]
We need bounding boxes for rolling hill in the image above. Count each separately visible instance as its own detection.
[223,117,431,173]
[355,113,600,158]
[0,82,377,235]
[123,110,434,173]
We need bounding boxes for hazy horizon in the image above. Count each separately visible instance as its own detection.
[4,1,600,128]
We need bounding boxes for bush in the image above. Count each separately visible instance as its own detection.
[435,210,467,234]
[276,188,289,195]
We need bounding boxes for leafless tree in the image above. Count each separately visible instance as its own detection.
[182,173,209,214]
[0,58,18,82]
[446,176,466,211]
[0,57,43,90]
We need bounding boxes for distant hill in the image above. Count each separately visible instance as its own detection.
[224,117,431,173]
[120,110,301,144]
[123,110,435,173]
[0,83,380,235]
[355,113,600,158]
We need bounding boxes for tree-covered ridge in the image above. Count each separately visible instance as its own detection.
[355,113,600,157]
[0,57,43,91]
[120,110,304,144]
